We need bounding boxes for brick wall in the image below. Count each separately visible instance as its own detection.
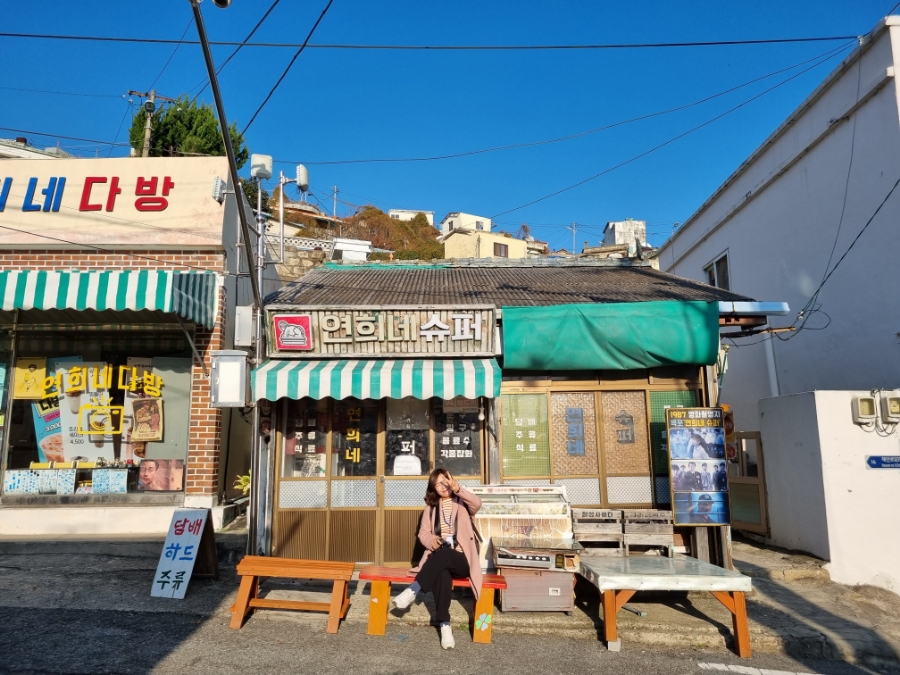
[3,248,228,499]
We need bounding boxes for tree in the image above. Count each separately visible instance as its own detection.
[128,96,249,169]
[240,178,270,211]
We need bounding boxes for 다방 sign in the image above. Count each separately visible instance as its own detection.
[267,306,495,357]
[666,407,731,527]
[0,157,228,247]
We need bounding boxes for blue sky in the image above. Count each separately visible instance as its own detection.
[0,1,895,250]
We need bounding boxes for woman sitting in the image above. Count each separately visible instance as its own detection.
[390,468,483,650]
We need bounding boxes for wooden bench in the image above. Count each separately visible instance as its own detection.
[359,566,507,644]
[573,508,624,556]
[622,509,675,557]
[230,556,355,633]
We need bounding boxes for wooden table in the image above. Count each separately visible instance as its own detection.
[579,555,752,657]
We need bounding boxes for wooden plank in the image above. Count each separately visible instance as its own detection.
[623,534,674,545]
[367,580,391,636]
[472,588,495,644]
[574,523,623,534]
[576,533,625,542]
[229,575,257,629]
[732,591,752,658]
[248,598,331,612]
[622,509,672,520]
[573,508,622,520]
[602,589,618,642]
[623,523,674,534]
[614,589,637,612]
[710,590,735,614]
[326,579,348,634]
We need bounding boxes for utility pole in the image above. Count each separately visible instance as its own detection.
[332,186,338,218]
[127,90,177,158]
[566,222,577,253]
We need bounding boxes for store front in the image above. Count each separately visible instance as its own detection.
[0,157,260,536]
[252,262,755,563]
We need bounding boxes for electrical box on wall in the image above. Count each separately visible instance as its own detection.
[881,395,900,423]
[234,306,254,347]
[851,396,877,424]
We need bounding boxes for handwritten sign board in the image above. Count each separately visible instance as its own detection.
[151,508,218,599]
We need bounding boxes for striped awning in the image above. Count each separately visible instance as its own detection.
[0,270,220,329]
[252,358,501,401]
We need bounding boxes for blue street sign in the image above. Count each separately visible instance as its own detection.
[866,456,900,469]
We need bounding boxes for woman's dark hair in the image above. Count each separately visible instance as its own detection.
[690,434,710,451]
[424,468,451,507]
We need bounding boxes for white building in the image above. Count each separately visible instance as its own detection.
[438,212,492,236]
[603,218,647,251]
[658,16,900,429]
[0,138,72,159]
[388,209,434,227]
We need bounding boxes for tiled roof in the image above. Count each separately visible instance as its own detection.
[265,262,753,307]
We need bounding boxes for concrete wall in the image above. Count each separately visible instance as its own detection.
[439,212,492,235]
[443,231,527,259]
[389,209,434,226]
[760,390,900,594]
[658,18,900,427]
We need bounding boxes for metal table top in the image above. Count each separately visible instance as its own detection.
[579,554,752,592]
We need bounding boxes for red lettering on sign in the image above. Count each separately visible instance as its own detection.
[135,176,175,212]
[79,177,107,211]
[105,177,121,212]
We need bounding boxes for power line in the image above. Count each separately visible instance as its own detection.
[489,43,852,219]
[241,0,335,135]
[0,223,235,276]
[190,0,282,97]
[0,85,122,99]
[0,32,862,50]
[276,42,853,166]
[147,17,194,91]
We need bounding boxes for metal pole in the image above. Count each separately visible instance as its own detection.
[188,0,261,309]
[188,0,263,555]
[141,90,155,158]
[254,180,268,554]
[279,172,285,264]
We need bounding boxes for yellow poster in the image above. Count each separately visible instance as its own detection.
[13,358,46,400]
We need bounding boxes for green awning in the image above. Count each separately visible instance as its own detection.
[501,301,719,371]
[252,358,501,401]
[0,270,220,329]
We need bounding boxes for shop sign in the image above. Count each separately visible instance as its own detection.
[151,508,216,599]
[666,407,730,527]
[866,456,900,469]
[268,306,495,357]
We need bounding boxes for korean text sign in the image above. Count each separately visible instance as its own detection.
[666,407,731,527]
[151,509,208,599]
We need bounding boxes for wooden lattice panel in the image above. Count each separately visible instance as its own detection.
[601,391,650,474]
[551,392,599,475]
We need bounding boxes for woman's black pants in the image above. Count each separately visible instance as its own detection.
[415,547,470,624]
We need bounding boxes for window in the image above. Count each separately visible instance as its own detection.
[494,242,509,257]
[476,220,484,230]
[390,214,399,219]
[704,253,730,290]
[448,220,455,230]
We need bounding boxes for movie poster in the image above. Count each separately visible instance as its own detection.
[666,407,731,526]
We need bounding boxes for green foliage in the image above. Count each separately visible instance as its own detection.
[240,178,270,211]
[233,471,251,496]
[128,96,249,169]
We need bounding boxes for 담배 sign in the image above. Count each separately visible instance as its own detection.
[666,407,731,527]
[151,508,218,599]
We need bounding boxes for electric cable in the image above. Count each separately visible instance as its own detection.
[107,101,135,158]
[147,17,194,91]
[277,42,852,166]
[190,0,282,97]
[489,43,852,219]
[0,86,122,99]
[0,32,862,50]
[241,0,335,135]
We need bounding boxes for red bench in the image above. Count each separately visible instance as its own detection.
[359,566,507,644]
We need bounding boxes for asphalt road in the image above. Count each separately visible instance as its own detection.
[1,606,898,675]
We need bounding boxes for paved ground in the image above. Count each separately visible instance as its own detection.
[0,531,897,674]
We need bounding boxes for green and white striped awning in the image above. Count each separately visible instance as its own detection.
[252,358,501,401]
[0,270,220,329]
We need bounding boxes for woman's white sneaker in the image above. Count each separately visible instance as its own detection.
[440,624,455,649]
[390,587,417,610]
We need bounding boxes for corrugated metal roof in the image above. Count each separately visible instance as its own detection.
[265,264,752,307]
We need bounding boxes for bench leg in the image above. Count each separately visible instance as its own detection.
[602,590,618,642]
[732,592,751,658]
[326,579,348,634]
[472,588,495,644]
[367,580,391,636]
[230,575,258,629]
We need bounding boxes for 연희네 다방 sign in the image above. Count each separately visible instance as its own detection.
[151,508,218,599]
